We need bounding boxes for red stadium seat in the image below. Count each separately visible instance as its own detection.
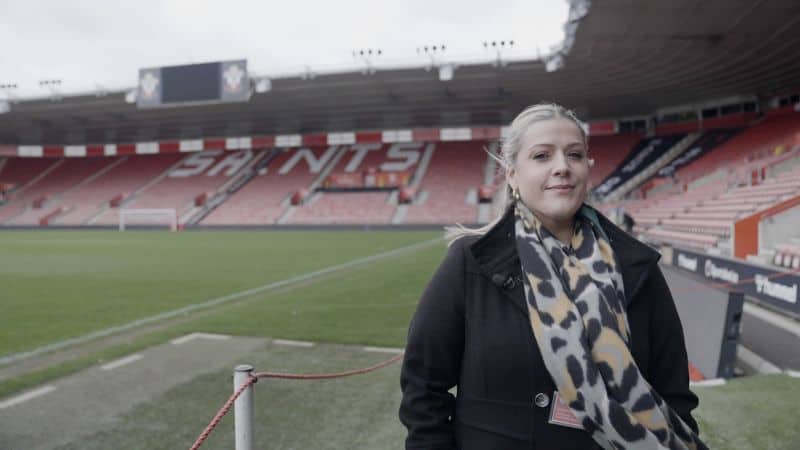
[403,141,487,224]
[0,157,119,225]
[587,134,642,189]
[289,191,396,224]
[202,147,334,225]
[55,154,184,225]
[94,151,250,226]
[676,113,800,183]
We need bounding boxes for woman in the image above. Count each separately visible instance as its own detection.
[399,103,706,450]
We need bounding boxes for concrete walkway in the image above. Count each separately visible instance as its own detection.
[0,334,268,450]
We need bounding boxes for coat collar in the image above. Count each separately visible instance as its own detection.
[469,205,660,315]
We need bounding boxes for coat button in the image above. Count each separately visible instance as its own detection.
[534,393,550,408]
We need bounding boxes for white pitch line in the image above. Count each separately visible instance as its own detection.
[171,332,231,346]
[170,333,199,345]
[195,332,231,341]
[0,237,441,367]
[363,346,404,354]
[0,385,57,410]
[100,354,143,371]
[737,344,782,374]
[273,339,314,348]
[690,378,726,388]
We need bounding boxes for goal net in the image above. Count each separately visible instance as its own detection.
[119,208,178,231]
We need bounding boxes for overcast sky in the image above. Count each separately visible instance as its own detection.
[0,0,568,99]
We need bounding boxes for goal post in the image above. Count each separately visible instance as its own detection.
[119,208,178,231]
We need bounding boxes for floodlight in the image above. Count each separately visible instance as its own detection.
[255,78,271,93]
[439,64,454,81]
[125,89,137,104]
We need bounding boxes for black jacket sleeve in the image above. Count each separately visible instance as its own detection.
[399,239,467,450]
[645,264,701,435]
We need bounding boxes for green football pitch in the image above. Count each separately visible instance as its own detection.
[0,229,441,358]
[1,229,799,449]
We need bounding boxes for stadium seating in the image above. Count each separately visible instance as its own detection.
[0,157,118,225]
[93,150,253,225]
[644,228,719,249]
[285,143,424,225]
[593,134,686,198]
[201,147,335,225]
[773,243,800,270]
[289,191,396,224]
[2,109,798,243]
[0,157,60,194]
[324,143,418,176]
[586,134,642,188]
[403,141,487,224]
[631,161,800,251]
[674,112,800,183]
[50,154,185,225]
[615,111,800,252]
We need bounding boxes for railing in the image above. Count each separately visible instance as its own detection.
[189,352,404,450]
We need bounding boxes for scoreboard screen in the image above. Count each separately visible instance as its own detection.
[137,60,250,108]
[162,62,220,103]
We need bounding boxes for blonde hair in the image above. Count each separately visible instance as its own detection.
[444,102,588,245]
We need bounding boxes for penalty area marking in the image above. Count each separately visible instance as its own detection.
[273,339,315,348]
[171,332,231,346]
[0,385,57,410]
[100,354,143,371]
[0,237,440,367]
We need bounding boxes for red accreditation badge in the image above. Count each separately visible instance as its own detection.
[548,391,584,429]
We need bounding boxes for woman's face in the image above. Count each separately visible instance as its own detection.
[508,117,589,226]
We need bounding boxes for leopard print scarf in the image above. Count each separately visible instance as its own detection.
[514,200,707,450]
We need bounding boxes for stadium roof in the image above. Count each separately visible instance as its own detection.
[2,0,799,145]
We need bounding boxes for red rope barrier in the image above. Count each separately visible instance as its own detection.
[254,352,404,380]
[188,351,404,450]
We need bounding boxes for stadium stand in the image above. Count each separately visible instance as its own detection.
[92,150,254,225]
[593,134,685,198]
[605,109,800,252]
[1,109,798,239]
[201,147,337,225]
[630,152,800,252]
[50,154,185,225]
[289,191,397,225]
[0,157,118,225]
[640,129,741,199]
[586,133,641,189]
[322,143,422,178]
[674,112,800,184]
[773,242,800,270]
[657,129,740,180]
[0,157,60,197]
[402,141,487,224]
[286,143,424,225]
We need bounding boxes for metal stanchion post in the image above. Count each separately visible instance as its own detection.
[234,365,255,450]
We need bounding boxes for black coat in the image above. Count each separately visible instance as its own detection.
[399,208,700,450]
